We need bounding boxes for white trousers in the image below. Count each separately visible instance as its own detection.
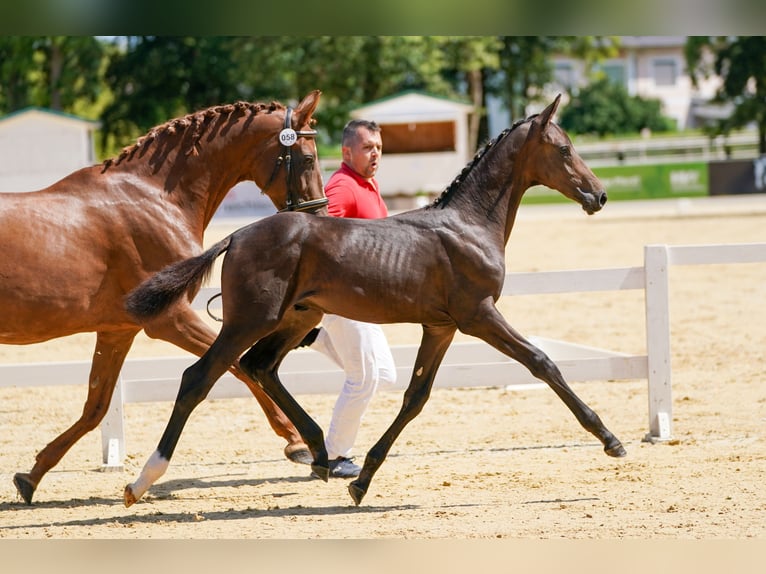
[312,314,397,460]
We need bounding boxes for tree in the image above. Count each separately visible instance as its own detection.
[34,37,106,111]
[559,77,675,137]
[0,36,106,115]
[438,36,502,152]
[0,37,38,112]
[483,37,619,130]
[686,36,766,154]
[284,36,458,141]
[101,37,264,147]
[100,36,467,147]
[491,37,558,121]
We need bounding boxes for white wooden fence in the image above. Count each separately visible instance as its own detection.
[1,242,764,470]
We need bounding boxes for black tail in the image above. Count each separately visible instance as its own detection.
[125,236,233,320]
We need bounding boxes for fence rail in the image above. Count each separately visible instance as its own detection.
[2,243,764,470]
[575,131,760,167]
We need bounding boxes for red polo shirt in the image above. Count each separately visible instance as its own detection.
[324,163,388,219]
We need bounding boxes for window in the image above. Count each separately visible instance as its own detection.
[380,122,455,154]
[553,62,576,90]
[653,59,677,87]
[593,61,627,87]
[602,63,626,86]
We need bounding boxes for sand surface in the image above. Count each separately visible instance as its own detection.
[1,194,765,540]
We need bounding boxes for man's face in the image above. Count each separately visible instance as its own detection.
[343,127,382,181]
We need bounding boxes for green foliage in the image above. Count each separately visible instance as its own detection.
[99,36,468,149]
[485,37,559,121]
[101,37,260,149]
[484,36,618,121]
[0,35,630,158]
[0,36,107,115]
[0,37,37,111]
[686,36,766,154]
[559,77,676,136]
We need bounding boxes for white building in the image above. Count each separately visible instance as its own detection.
[0,107,100,193]
[549,36,724,130]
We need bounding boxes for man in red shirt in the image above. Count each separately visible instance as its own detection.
[302,119,397,478]
[323,125,389,218]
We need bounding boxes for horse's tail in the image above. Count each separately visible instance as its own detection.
[125,235,233,320]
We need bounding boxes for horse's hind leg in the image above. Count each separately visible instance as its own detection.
[141,304,311,464]
[13,330,138,505]
[463,303,626,457]
[348,324,456,506]
[124,324,252,507]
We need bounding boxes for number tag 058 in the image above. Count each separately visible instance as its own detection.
[279,128,298,147]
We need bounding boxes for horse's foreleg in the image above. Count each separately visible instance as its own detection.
[141,306,310,464]
[464,303,626,458]
[13,330,138,505]
[238,314,329,479]
[348,325,456,506]
[124,331,246,507]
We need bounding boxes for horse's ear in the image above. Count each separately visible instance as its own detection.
[294,90,322,125]
[538,94,561,128]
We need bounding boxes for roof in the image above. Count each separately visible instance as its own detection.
[350,90,474,124]
[618,36,688,48]
[0,107,101,129]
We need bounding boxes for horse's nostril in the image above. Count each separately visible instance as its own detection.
[599,192,608,206]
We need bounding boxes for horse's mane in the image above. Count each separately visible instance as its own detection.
[430,115,534,208]
[101,100,285,171]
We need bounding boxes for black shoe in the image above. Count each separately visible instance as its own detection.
[295,327,320,349]
[311,456,361,479]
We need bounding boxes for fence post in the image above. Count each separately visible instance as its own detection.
[100,375,126,471]
[643,244,673,441]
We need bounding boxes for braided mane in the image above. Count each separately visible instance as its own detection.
[101,100,285,171]
[430,115,533,208]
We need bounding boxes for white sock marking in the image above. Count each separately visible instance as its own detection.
[128,450,169,501]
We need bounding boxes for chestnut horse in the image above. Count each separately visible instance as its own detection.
[123,95,626,508]
[4,91,328,505]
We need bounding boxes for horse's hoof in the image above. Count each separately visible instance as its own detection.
[348,481,366,506]
[311,464,329,482]
[13,473,36,505]
[284,445,313,466]
[605,441,627,458]
[124,485,138,508]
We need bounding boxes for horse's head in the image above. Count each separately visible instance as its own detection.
[521,95,607,215]
[257,90,328,215]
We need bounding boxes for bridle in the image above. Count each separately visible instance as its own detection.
[262,106,329,213]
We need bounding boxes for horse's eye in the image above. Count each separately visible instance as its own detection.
[559,145,571,158]
[303,155,315,166]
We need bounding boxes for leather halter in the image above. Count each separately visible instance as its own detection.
[262,107,328,213]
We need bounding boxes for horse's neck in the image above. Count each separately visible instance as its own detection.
[444,158,526,247]
[152,133,256,231]
[188,139,254,229]
[502,187,525,245]
[480,136,529,246]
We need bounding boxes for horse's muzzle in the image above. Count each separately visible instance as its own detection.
[579,188,607,215]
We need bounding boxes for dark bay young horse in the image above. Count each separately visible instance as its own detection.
[3,91,328,505]
[123,95,626,508]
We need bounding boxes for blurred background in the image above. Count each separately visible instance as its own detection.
[1,36,764,216]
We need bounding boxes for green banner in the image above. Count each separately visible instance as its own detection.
[524,161,709,203]
[594,162,708,200]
